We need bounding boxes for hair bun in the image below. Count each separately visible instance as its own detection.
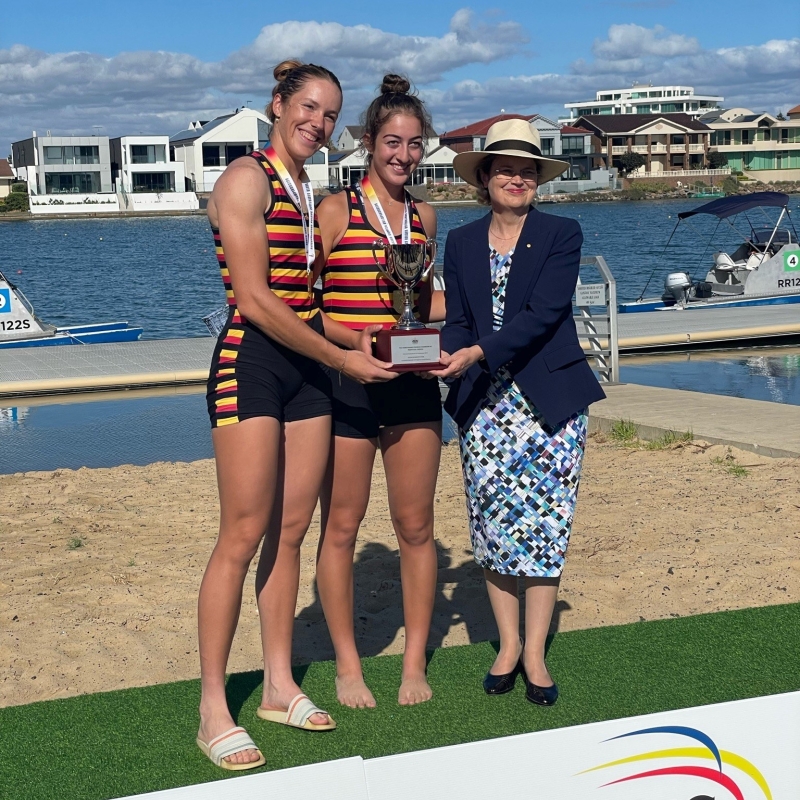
[274,59,303,83]
[380,74,411,95]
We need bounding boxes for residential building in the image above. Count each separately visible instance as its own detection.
[788,104,800,121]
[170,109,272,193]
[336,125,364,151]
[11,133,120,214]
[572,114,714,175]
[562,84,722,123]
[0,159,14,198]
[702,108,800,181]
[170,108,330,191]
[109,135,198,212]
[558,126,599,179]
[441,114,546,153]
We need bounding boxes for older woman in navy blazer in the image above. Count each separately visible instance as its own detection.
[432,119,605,706]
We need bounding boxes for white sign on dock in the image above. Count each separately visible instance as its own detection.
[575,282,607,307]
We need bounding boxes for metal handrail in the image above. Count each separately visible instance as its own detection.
[575,255,619,383]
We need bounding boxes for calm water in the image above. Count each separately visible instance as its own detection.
[0,198,798,472]
[3,197,796,339]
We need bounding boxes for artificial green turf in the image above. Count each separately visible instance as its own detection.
[2,603,799,800]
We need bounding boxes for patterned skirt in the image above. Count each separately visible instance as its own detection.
[459,368,587,578]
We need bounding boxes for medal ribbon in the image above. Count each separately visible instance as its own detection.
[264,146,315,273]
[359,175,411,245]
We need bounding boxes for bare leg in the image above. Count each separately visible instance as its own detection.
[380,422,441,705]
[256,415,332,725]
[198,417,281,765]
[484,570,523,674]
[522,577,560,686]
[316,435,378,708]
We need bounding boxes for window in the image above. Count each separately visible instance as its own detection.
[304,151,326,165]
[44,146,63,164]
[636,105,651,114]
[741,130,753,145]
[130,144,166,164]
[202,145,221,167]
[562,136,585,155]
[132,172,174,192]
[599,94,613,101]
[650,91,663,98]
[661,103,681,113]
[74,146,99,164]
[44,172,100,194]
[671,135,685,145]
[226,145,248,164]
[540,138,554,155]
[776,151,790,169]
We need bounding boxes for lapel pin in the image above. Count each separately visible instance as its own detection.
[526,243,531,248]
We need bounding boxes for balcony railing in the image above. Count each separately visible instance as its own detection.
[631,167,731,179]
[670,144,686,153]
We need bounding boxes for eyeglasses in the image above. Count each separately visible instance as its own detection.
[493,166,538,183]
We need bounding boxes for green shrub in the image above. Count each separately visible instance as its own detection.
[721,176,739,196]
[0,191,29,212]
[10,182,27,194]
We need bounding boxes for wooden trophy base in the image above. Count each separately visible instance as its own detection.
[374,327,443,373]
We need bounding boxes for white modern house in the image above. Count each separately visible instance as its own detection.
[336,125,364,151]
[562,85,723,123]
[109,135,198,212]
[170,108,330,192]
[11,133,120,214]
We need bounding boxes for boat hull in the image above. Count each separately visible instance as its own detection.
[0,322,143,349]
[619,291,800,313]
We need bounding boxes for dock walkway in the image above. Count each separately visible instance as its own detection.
[0,337,796,458]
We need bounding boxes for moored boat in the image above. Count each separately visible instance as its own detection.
[0,270,142,348]
[620,192,799,314]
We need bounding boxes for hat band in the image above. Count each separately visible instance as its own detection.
[485,139,542,158]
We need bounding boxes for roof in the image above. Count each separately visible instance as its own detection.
[170,114,235,143]
[560,126,591,135]
[678,192,788,220]
[787,104,800,116]
[343,125,365,137]
[0,159,13,179]
[442,114,537,139]
[574,113,710,133]
[327,149,357,163]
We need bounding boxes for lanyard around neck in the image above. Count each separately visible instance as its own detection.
[265,146,315,272]
[359,174,411,245]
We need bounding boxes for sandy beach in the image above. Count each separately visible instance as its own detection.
[1,434,798,709]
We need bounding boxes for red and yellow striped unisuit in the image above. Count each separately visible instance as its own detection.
[207,151,321,428]
[321,188,427,331]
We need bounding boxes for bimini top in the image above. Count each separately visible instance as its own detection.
[678,191,789,220]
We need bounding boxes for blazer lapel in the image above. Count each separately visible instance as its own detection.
[462,212,494,337]
[503,208,553,321]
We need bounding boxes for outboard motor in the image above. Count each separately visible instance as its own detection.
[662,272,694,306]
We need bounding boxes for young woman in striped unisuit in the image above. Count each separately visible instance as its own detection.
[197,60,396,771]
[316,75,443,709]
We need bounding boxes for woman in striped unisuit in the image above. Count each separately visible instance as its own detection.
[315,75,443,709]
[197,61,395,771]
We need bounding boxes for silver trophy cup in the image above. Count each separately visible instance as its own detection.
[372,240,438,329]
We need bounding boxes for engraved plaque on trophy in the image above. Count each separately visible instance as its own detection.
[372,240,442,372]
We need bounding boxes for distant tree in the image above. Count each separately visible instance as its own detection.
[776,112,786,121]
[721,175,739,196]
[707,151,728,169]
[618,151,646,174]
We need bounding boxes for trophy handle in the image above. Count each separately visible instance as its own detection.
[421,239,438,281]
[372,239,400,287]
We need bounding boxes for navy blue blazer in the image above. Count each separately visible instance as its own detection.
[440,207,606,431]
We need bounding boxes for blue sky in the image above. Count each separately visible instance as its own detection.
[2,0,798,153]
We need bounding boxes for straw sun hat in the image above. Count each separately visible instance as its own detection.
[453,118,569,187]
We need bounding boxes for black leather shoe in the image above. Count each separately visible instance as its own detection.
[483,659,522,695]
[525,677,559,706]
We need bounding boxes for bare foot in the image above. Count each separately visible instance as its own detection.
[198,710,262,766]
[398,672,433,706]
[336,674,376,709]
[260,680,330,726]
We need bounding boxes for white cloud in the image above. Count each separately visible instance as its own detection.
[1,21,797,154]
[0,11,526,151]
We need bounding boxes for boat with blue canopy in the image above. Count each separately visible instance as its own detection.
[620,192,799,313]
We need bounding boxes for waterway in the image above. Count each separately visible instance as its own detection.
[1,198,798,472]
[3,197,797,339]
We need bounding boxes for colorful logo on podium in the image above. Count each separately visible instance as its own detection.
[580,725,771,799]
